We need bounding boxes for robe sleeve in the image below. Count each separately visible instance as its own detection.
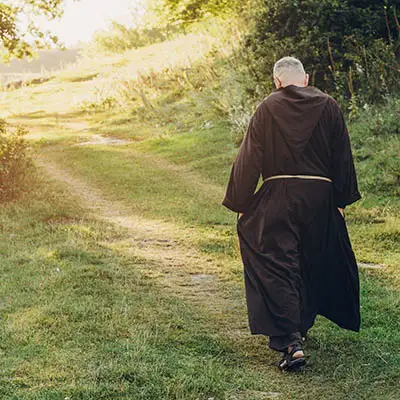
[222,102,267,213]
[330,100,361,208]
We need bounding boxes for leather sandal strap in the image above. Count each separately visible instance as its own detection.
[288,344,303,357]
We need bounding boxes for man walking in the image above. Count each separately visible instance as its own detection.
[222,56,361,371]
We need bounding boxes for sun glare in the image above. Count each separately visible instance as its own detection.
[28,0,146,48]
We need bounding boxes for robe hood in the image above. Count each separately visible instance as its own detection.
[265,85,329,154]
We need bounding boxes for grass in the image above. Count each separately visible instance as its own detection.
[0,27,399,399]
[1,157,399,400]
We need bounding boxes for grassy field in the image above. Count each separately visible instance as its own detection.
[0,31,399,399]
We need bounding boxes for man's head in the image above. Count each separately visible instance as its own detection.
[273,56,309,89]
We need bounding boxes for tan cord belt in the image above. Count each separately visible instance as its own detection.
[264,175,332,183]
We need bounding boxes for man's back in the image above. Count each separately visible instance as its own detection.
[222,56,361,372]
[262,85,333,178]
[223,85,360,213]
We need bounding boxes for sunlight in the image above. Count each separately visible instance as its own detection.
[27,0,146,48]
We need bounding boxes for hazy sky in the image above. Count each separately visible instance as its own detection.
[34,0,145,47]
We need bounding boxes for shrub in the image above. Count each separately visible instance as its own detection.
[245,0,400,106]
[350,98,400,197]
[0,120,32,201]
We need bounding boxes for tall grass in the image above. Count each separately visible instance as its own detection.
[0,119,32,201]
[77,22,260,146]
[350,98,400,198]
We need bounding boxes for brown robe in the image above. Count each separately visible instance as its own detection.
[223,85,361,337]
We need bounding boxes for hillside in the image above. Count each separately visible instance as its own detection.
[0,31,399,399]
[0,48,80,84]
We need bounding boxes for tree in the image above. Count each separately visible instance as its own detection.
[246,0,400,103]
[0,0,69,61]
[155,0,245,26]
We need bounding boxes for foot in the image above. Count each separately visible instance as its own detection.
[277,344,306,372]
[288,345,304,360]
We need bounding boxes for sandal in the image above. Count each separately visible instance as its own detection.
[300,330,308,343]
[276,344,306,372]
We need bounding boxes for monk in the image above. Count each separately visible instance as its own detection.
[222,56,361,372]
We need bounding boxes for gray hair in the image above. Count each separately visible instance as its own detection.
[273,56,306,84]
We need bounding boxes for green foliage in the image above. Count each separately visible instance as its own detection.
[155,0,244,27]
[0,0,65,60]
[214,47,272,146]
[91,21,179,53]
[350,98,400,197]
[245,0,400,105]
[0,119,31,201]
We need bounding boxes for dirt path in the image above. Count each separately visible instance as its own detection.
[34,153,248,334]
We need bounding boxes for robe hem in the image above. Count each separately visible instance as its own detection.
[247,313,360,337]
[248,325,302,337]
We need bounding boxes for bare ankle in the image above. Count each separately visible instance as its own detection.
[287,346,304,359]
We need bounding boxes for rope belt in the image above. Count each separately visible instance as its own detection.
[264,174,332,183]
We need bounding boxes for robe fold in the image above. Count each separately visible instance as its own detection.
[222,85,361,336]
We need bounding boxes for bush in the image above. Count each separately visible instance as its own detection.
[0,120,32,201]
[350,98,400,197]
[245,0,400,106]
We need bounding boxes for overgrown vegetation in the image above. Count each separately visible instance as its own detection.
[0,119,31,201]
[350,98,400,198]
[156,0,400,107]
[244,0,400,106]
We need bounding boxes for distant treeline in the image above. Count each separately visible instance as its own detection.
[0,49,79,74]
[92,22,180,53]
